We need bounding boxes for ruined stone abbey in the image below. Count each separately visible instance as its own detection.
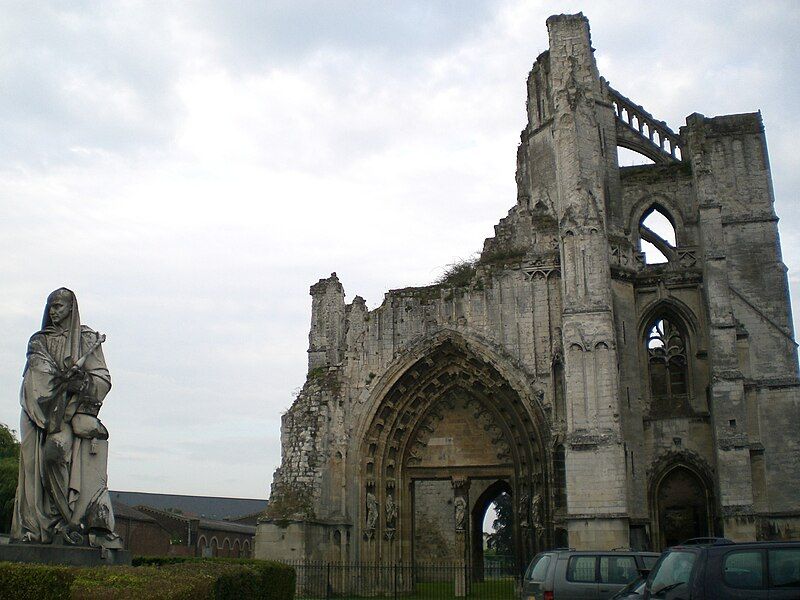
[255,14,800,569]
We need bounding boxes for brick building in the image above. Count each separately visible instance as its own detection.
[111,491,263,557]
[113,501,174,557]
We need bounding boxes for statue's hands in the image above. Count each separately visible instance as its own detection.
[64,368,88,393]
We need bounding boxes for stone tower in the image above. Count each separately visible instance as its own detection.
[256,14,800,566]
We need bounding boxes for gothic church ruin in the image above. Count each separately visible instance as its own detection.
[256,14,800,567]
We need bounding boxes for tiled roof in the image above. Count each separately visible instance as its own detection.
[134,505,256,535]
[111,499,157,523]
[109,490,266,521]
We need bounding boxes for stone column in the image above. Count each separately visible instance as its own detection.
[452,478,469,598]
[308,273,346,370]
[546,13,629,550]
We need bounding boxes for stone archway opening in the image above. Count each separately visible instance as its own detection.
[472,480,514,582]
[359,336,549,574]
[654,465,713,549]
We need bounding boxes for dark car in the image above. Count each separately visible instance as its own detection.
[522,549,660,600]
[642,538,800,599]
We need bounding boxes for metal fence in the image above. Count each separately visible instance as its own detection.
[284,561,519,600]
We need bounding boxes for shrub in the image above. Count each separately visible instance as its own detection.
[0,559,293,600]
[435,258,477,287]
[0,563,74,600]
[71,562,261,599]
[132,557,296,600]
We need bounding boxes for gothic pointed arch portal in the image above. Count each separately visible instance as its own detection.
[358,335,549,573]
[649,457,716,550]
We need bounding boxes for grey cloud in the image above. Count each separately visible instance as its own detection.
[184,0,497,68]
[0,2,182,167]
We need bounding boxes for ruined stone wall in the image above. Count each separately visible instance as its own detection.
[264,258,562,538]
[258,13,800,561]
[265,369,338,520]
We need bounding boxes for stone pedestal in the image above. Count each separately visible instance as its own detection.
[454,560,467,598]
[454,530,467,598]
[0,543,131,567]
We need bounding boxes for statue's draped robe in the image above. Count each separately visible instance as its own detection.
[11,294,114,545]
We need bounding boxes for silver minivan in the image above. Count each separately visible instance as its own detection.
[521,550,660,600]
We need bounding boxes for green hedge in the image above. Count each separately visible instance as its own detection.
[0,559,295,600]
[71,563,223,599]
[132,557,296,600]
[0,563,74,600]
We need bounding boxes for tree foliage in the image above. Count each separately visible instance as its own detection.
[0,423,20,534]
[487,492,514,556]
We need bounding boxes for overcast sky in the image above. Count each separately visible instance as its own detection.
[1,1,798,500]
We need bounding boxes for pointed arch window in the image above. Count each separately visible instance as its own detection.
[646,317,690,415]
[639,206,677,264]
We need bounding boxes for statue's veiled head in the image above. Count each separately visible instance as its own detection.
[41,287,84,364]
[46,288,74,328]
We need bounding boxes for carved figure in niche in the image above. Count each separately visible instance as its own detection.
[531,493,543,532]
[365,492,379,533]
[385,493,397,529]
[519,491,531,528]
[454,496,467,531]
[11,288,121,549]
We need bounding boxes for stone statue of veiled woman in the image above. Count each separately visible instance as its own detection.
[11,288,121,549]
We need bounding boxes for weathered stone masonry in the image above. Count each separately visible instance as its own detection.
[256,14,800,565]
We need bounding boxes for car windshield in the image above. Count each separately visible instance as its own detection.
[648,551,696,595]
[614,575,646,596]
[525,554,551,582]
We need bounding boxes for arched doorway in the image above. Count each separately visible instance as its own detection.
[358,335,549,573]
[653,464,713,549]
[471,480,513,581]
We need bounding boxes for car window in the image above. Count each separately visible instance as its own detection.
[642,555,659,570]
[567,555,596,583]
[723,550,764,589]
[525,554,551,582]
[649,550,696,594]
[600,555,638,584]
[769,548,800,588]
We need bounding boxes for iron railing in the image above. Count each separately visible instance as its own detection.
[284,561,520,600]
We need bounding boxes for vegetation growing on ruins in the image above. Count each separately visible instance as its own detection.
[263,484,315,522]
[306,366,342,395]
[435,258,477,287]
[434,246,527,288]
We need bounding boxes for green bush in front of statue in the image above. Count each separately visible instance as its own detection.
[0,563,74,599]
[132,557,296,600]
[0,558,296,599]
